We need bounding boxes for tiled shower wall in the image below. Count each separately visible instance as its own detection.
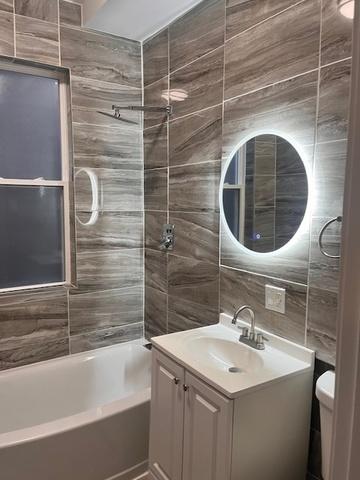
[0,0,143,369]
[143,0,353,366]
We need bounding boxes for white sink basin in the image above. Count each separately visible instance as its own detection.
[184,336,264,374]
[151,313,314,399]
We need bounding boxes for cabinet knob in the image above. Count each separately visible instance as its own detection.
[174,377,180,385]
[183,384,189,392]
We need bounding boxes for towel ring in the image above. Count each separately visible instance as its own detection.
[75,168,99,226]
[318,216,342,259]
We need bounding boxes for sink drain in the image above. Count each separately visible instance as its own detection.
[228,367,242,373]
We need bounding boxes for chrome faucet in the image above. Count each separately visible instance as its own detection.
[231,305,268,350]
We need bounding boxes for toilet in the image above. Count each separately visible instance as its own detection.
[316,370,336,480]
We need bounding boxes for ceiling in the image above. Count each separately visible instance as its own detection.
[80,0,203,42]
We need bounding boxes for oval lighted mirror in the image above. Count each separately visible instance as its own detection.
[221,134,308,254]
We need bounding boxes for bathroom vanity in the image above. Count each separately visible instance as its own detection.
[148,314,314,480]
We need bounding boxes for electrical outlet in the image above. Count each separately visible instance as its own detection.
[265,285,286,314]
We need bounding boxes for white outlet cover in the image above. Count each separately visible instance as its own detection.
[265,285,286,314]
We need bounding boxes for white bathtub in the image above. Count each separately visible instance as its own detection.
[0,340,151,480]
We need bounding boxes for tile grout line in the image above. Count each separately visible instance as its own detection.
[220,263,308,289]
[144,64,332,131]
[305,0,324,348]
[165,27,170,334]
[13,2,16,57]
[218,0,227,319]
[57,0,61,66]
[225,0,307,44]
[141,35,145,340]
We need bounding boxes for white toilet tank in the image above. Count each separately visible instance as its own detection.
[316,370,336,480]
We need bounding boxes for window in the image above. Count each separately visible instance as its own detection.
[0,62,73,291]
[223,148,246,243]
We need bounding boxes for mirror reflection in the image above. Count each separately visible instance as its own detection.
[222,134,308,253]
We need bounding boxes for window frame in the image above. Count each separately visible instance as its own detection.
[223,147,246,243]
[0,60,74,293]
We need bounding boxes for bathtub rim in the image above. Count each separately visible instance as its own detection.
[0,339,151,450]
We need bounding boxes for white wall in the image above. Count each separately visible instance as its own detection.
[80,0,203,41]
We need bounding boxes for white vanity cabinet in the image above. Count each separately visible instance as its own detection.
[149,342,313,480]
[149,348,233,480]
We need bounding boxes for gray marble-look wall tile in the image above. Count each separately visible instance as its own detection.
[144,168,168,211]
[168,254,219,309]
[0,10,14,56]
[225,0,296,40]
[74,248,143,293]
[276,139,309,175]
[60,0,81,27]
[254,175,275,206]
[15,15,59,65]
[60,26,141,87]
[314,139,348,179]
[169,0,224,72]
[144,123,168,170]
[168,294,219,333]
[170,47,224,120]
[169,160,221,213]
[317,59,351,143]
[170,211,219,264]
[223,71,318,163]
[145,211,167,250]
[15,0,58,23]
[73,123,142,170]
[276,173,308,208]
[75,167,143,212]
[0,0,13,12]
[220,266,307,344]
[70,322,143,354]
[69,286,143,335]
[145,286,167,339]
[253,206,275,239]
[76,211,143,252]
[313,170,345,220]
[321,0,353,66]
[144,76,169,129]
[169,105,222,167]
[307,287,337,365]
[145,249,167,293]
[71,76,141,127]
[0,337,69,371]
[0,287,68,351]
[143,28,168,87]
[309,233,341,294]
[225,0,320,100]
[254,140,276,175]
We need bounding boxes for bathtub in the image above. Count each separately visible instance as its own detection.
[0,340,151,480]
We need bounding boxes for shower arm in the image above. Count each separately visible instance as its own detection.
[112,104,173,116]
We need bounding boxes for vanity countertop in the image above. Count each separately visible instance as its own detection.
[151,313,314,399]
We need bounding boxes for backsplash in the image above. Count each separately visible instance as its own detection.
[0,0,143,369]
[143,0,353,366]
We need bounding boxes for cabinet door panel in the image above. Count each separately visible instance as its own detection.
[183,372,233,480]
[149,349,185,480]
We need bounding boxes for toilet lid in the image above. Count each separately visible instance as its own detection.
[316,370,335,411]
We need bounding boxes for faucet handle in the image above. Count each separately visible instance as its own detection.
[256,333,269,350]
[240,327,249,338]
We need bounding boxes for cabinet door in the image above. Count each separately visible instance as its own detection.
[182,372,233,480]
[149,349,185,480]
